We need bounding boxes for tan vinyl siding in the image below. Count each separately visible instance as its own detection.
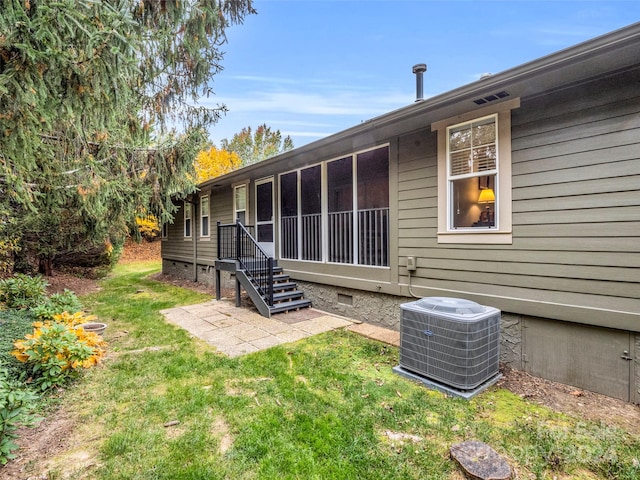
[396,68,640,331]
[161,202,195,262]
[204,186,234,263]
[397,129,438,256]
[195,189,216,264]
[212,187,234,224]
[162,188,235,265]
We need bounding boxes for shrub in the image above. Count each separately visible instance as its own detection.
[136,215,160,241]
[0,310,35,380]
[0,274,48,310]
[0,366,39,465]
[52,311,97,328]
[49,290,83,314]
[29,289,83,321]
[11,321,107,391]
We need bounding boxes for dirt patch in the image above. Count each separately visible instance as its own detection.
[148,272,215,295]
[497,365,640,435]
[118,239,161,264]
[212,416,234,455]
[45,273,101,297]
[44,239,161,297]
[1,407,77,480]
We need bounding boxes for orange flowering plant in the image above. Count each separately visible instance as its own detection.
[52,311,97,327]
[11,318,107,391]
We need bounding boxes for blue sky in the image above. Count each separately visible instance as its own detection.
[202,0,640,148]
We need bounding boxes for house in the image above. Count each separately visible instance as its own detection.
[161,23,640,403]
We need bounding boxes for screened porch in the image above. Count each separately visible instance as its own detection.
[278,145,390,267]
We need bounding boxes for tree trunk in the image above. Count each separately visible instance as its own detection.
[38,256,53,276]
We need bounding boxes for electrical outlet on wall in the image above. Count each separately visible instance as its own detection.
[407,256,417,271]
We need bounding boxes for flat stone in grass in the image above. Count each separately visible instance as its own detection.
[450,440,511,480]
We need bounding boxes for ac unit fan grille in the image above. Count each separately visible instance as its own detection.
[399,299,500,390]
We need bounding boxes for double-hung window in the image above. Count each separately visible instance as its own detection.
[200,196,210,237]
[433,98,518,244]
[183,201,192,238]
[448,115,498,230]
[234,185,247,224]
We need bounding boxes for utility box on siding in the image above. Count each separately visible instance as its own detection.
[395,297,501,397]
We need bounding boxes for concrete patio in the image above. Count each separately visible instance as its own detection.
[161,298,399,357]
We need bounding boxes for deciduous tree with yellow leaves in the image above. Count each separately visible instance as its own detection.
[194,146,243,183]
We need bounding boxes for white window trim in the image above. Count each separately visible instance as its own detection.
[432,98,519,244]
[200,195,210,239]
[161,221,168,240]
[447,113,499,231]
[183,201,192,240]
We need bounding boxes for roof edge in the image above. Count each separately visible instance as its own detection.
[200,22,640,189]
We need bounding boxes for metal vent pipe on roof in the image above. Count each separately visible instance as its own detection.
[412,63,427,102]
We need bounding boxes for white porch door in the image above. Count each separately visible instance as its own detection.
[255,178,275,257]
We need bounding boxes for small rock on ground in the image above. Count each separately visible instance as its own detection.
[450,440,511,480]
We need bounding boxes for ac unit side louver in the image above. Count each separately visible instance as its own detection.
[398,297,500,391]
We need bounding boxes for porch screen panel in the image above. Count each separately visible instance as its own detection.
[256,181,273,243]
[357,146,389,266]
[300,165,322,261]
[327,156,353,263]
[280,171,298,259]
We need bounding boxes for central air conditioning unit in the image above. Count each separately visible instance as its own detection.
[394,297,501,398]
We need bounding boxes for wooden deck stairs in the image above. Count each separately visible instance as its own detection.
[215,221,311,318]
[235,263,312,317]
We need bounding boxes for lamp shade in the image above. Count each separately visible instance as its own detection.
[478,188,495,204]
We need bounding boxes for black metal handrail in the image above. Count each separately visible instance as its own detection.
[217,221,273,306]
[217,221,255,260]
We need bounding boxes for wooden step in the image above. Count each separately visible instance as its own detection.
[249,272,287,283]
[249,275,290,290]
[273,290,305,303]
[251,280,297,293]
[271,281,298,292]
[269,298,312,314]
[246,266,283,276]
[233,260,312,317]
[272,274,290,283]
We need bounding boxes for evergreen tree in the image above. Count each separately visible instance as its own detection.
[0,0,255,273]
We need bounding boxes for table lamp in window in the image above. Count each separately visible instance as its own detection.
[477,188,495,225]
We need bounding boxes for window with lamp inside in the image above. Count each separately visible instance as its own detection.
[447,114,497,229]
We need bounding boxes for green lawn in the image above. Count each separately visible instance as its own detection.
[30,261,640,479]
